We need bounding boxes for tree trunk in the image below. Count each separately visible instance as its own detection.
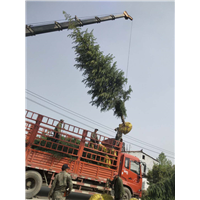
[121,115,126,126]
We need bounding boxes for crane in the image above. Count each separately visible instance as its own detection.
[26,11,133,37]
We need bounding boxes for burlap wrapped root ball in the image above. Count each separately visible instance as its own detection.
[89,193,104,200]
[102,194,114,200]
[89,193,114,200]
[98,144,107,152]
[118,122,132,134]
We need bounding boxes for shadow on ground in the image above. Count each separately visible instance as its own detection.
[33,186,91,200]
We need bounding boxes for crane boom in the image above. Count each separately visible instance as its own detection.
[26,11,133,37]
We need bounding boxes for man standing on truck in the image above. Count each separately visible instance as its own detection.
[114,127,123,142]
[53,119,64,143]
[90,128,99,148]
[113,127,123,148]
[48,164,73,200]
[108,172,125,200]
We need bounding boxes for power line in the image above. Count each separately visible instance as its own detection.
[26,96,174,159]
[26,97,174,159]
[26,97,95,130]
[26,90,174,155]
[26,89,112,130]
[26,89,174,155]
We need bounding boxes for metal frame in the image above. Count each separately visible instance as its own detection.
[25,110,123,181]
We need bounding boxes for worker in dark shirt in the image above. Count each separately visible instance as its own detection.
[114,127,123,141]
[113,127,123,148]
[90,128,99,148]
[48,164,73,200]
[53,119,64,143]
[107,172,125,200]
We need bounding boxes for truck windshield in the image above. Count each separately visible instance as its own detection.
[130,160,140,175]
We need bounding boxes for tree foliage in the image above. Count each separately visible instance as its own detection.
[157,152,173,166]
[64,12,132,124]
[142,153,175,200]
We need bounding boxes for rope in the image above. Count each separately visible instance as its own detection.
[125,21,133,90]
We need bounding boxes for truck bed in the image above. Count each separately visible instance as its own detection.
[26,148,114,181]
[25,110,122,182]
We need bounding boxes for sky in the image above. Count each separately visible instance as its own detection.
[25,1,175,163]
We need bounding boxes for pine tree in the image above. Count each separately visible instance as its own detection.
[65,12,132,125]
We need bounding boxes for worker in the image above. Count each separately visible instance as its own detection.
[107,172,125,200]
[113,127,123,148]
[90,128,99,148]
[53,119,64,143]
[114,127,123,141]
[48,164,73,200]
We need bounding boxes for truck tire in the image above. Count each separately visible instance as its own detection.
[26,170,42,199]
[123,187,132,200]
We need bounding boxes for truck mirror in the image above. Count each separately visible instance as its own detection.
[144,164,146,173]
[141,162,146,176]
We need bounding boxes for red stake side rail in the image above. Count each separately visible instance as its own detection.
[25,110,123,181]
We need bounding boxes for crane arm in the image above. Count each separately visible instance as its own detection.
[26,11,133,37]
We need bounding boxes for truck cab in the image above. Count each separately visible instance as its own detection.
[119,153,145,199]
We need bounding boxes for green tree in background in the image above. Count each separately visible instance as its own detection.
[157,152,173,166]
[142,152,175,200]
[64,12,132,125]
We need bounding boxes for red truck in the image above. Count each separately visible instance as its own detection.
[25,110,146,199]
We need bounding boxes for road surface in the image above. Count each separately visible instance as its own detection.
[26,187,139,200]
[26,186,92,200]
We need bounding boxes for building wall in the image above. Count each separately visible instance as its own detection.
[123,151,159,190]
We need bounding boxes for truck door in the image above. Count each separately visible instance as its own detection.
[122,157,142,194]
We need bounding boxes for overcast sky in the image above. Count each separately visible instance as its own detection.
[25,1,174,162]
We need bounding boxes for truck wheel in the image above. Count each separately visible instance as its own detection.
[123,187,132,200]
[26,170,42,199]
